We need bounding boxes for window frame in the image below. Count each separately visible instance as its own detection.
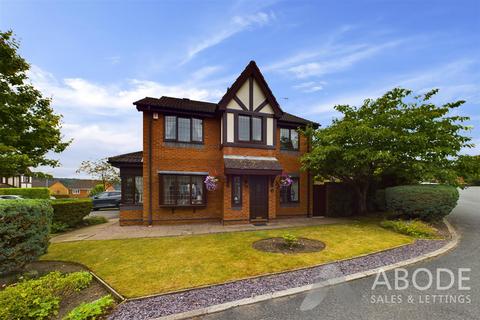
[71,188,80,195]
[159,174,207,207]
[236,114,264,144]
[164,115,204,144]
[231,175,242,208]
[279,127,299,151]
[121,175,143,205]
[280,176,300,204]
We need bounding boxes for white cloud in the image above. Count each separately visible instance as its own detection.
[182,11,276,64]
[106,56,121,65]
[28,65,222,114]
[293,81,326,93]
[286,39,405,78]
[306,59,480,115]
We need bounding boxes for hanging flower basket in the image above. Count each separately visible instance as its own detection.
[278,173,293,188]
[204,175,219,191]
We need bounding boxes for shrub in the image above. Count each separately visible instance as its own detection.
[63,295,115,320]
[385,185,459,221]
[0,187,50,199]
[282,233,299,248]
[88,184,105,197]
[373,189,387,211]
[51,199,93,227]
[51,221,70,234]
[83,216,108,226]
[0,199,52,274]
[0,271,92,320]
[380,219,439,238]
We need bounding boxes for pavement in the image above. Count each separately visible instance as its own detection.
[50,215,347,243]
[88,209,120,220]
[197,187,480,320]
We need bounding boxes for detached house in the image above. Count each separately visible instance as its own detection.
[109,61,319,225]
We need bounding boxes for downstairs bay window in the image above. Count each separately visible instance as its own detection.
[160,174,206,206]
[122,176,143,205]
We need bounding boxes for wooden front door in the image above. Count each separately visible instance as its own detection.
[313,184,327,216]
[249,176,269,220]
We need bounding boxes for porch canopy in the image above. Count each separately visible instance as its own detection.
[223,155,282,176]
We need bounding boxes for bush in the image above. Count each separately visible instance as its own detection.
[380,219,439,238]
[385,185,459,221]
[282,233,299,248]
[89,184,105,197]
[0,271,92,320]
[0,199,52,274]
[83,216,108,226]
[0,187,50,199]
[51,199,93,227]
[63,295,115,320]
[51,221,70,234]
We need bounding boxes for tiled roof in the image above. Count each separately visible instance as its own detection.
[134,96,217,114]
[108,151,143,165]
[33,178,100,189]
[279,112,319,127]
[224,155,283,174]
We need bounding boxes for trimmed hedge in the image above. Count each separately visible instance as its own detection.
[385,185,459,222]
[51,199,93,227]
[0,187,50,199]
[0,200,52,274]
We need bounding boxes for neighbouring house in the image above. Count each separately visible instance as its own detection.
[0,175,32,188]
[33,178,100,198]
[109,61,320,226]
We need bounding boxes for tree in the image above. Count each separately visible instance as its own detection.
[301,88,472,215]
[456,155,480,185]
[76,158,120,189]
[89,183,106,197]
[0,31,70,176]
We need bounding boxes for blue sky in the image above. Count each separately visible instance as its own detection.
[1,0,479,177]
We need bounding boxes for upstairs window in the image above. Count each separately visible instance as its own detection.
[238,115,262,143]
[164,116,203,143]
[280,177,299,204]
[280,128,299,151]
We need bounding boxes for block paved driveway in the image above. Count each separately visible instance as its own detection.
[197,187,480,320]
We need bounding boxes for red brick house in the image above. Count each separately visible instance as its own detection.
[109,61,319,225]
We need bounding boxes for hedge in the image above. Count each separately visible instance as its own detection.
[0,200,52,274]
[385,185,459,221]
[51,199,93,227]
[0,187,50,199]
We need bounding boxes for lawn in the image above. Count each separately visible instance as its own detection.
[42,220,413,298]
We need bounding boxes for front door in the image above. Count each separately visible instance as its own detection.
[249,176,269,220]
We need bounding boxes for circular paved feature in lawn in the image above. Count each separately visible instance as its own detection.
[252,237,326,254]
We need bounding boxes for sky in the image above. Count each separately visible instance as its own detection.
[1,0,479,178]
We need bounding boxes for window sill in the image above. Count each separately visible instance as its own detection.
[159,204,206,208]
[280,149,300,154]
[164,141,204,149]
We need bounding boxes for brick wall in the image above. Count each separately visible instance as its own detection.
[124,111,312,225]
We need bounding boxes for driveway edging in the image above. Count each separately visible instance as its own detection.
[150,218,459,320]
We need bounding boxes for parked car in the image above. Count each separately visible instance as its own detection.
[91,191,121,210]
[0,195,24,200]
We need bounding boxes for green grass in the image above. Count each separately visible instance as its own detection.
[380,219,440,238]
[42,221,413,298]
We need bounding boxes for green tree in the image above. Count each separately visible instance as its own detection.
[89,183,106,197]
[301,88,472,214]
[76,159,119,189]
[456,155,480,185]
[0,31,70,176]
